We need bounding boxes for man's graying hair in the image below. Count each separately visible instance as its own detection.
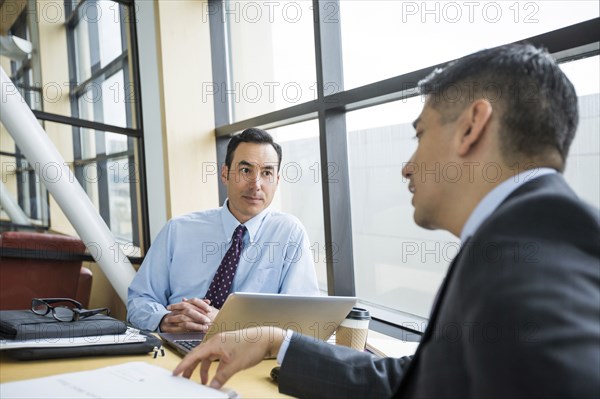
[418,43,578,170]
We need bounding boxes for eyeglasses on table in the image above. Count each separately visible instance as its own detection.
[31,298,110,322]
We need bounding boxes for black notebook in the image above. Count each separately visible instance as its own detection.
[3,330,162,360]
[0,310,127,340]
[0,310,161,360]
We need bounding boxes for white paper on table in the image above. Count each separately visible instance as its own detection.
[0,327,146,350]
[366,330,420,358]
[0,362,238,399]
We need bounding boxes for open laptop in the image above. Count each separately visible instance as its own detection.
[159,292,356,356]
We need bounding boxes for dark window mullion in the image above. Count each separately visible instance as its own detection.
[65,0,84,29]
[15,148,26,217]
[65,0,86,191]
[84,3,111,229]
[70,52,128,98]
[96,148,111,229]
[88,2,101,73]
[208,0,233,205]
[72,126,86,188]
[93,100,110,229]
[32,110,140,137]
[119,3,139,246]
[73,150,133,166]
[125,0,149,251]
[27,160,38,219]
[312,0,355,296]
[127,137,140,246]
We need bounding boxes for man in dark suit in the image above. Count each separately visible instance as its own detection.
[174,44,600,398]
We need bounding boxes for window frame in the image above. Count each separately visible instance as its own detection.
[60,0,149,254]
[2,0,149,263]
[209,1,599,336]
[4,6,49,229]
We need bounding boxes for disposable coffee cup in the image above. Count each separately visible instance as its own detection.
[336,307,371,351]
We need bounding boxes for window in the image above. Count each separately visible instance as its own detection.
[71,127,138,243]
[1,0,148,259]
[269,120,327,292]
[0,136,50,228]
[345,55,600,325]
[347,98,459,323]
[1,6,48,229]
[226,0,317,121]
[340,1,599,89]
[561,55,600,209]
[65,0,146,250]
[208,0,598,331]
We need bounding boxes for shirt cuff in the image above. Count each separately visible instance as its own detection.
[276,329,295,365]
[151,309,170,332]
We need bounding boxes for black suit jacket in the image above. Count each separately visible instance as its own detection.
[279,174,600,398]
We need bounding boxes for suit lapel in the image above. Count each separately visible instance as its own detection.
[422,237,470,343]
[396,238,471,394]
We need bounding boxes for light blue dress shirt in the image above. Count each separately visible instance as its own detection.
[127,201,320,331]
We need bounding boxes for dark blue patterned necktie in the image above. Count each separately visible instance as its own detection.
[204,225,246,309]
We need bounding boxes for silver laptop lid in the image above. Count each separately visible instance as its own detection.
[205,293,357,342]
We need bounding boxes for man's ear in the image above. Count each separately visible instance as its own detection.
[221,164,229,184]
[457,99,493,157]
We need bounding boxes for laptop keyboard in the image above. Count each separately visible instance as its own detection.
[175,340,201,351]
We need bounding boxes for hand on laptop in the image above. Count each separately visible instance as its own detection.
[160,298,219,333]
[173,326,286,389]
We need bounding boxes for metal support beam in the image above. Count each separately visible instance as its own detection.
[1,66,136,303]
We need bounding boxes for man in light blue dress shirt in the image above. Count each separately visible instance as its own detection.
[127,128,319,332]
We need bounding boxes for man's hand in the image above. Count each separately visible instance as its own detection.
[173,326,286,389]
[160,298,219,332]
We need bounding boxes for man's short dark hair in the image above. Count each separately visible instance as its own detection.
[224,128,282,173]
[418,43,578,170]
